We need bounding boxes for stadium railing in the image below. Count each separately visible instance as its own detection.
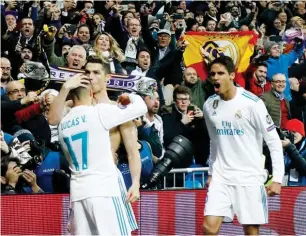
[164,167,209,189]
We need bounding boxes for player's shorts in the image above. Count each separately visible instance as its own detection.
[117,168,138,231]
[70,196,132,235]
[204,180,268,225]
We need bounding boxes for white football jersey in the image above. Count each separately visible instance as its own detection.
[58,94,147,202]
[203,87,284,186]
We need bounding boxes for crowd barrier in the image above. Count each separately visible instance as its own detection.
[1,187,306,235]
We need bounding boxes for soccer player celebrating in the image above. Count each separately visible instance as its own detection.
[57,76,147,235]
[49,57,142,234]
[202,56,284,235]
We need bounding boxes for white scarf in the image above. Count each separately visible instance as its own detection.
[102,51,116,73]
[131,66,148,76]
[125,36,138,63]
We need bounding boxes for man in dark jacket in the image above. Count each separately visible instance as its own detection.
[161,85,209,166]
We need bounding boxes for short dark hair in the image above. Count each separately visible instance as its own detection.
[255,61,268,69]
[1,157,21,177]
[77,24,90,32]
[69,87,90,101]
[173,85,191,100]
[85,56,111,75]
[136,48,151,59]
[209,56,235,74]
[21,17,34,25]
[205,19,216,26]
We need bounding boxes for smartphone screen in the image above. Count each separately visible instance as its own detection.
[121,5,128,11]
[187,105,195,114]
[86,8,95,14]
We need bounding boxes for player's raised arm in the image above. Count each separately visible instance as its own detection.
[252,100,285,185]
[48,73,90,125]
[98,93,148,130]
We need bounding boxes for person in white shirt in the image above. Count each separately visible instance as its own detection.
[49,57,143,234]
[58,83,147,235]
[202,56,284,235]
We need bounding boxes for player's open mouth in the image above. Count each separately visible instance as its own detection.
[213,82,220,92]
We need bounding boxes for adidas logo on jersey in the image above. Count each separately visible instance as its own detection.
[212,111,217,116]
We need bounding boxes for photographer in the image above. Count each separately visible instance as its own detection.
[1,157,43,194]
[282,119,306,186]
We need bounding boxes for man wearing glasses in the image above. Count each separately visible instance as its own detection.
[261,73,291,129]
[161,85,209,166]
[264,39,304,102]
[1,81,46,136]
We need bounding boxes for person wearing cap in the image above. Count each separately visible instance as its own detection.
[146,28,184,86]
[264,37,304,102]
[282,119,306,186]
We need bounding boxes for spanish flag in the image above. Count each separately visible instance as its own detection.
[183,31,258,87]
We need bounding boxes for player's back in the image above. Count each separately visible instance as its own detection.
[58,105,119,202]
[203,87,271,185]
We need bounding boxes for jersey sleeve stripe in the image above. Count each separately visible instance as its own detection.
[242,91,260,100]
[242,93,259,102]
[208,94,218,99]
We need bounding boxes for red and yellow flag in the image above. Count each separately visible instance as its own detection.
[183,31,258,86]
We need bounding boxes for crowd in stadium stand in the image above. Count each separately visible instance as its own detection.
[1,0,306,194]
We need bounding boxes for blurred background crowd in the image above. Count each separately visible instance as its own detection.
[1,0,306,194]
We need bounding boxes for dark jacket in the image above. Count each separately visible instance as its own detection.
[161,104,210,166]
[284,139,306,176]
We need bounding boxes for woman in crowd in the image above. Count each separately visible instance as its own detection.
[93,32,125,74]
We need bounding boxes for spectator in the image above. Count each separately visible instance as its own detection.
[203,5,218,26]
[282,119,306,186]
[3,17,36,58]
[261,73,291,129]
[1,157,44,194]
[45,42,86,69]
[151,29,185,86]
[264,39,304,101]
[0,57,13,93]
[130,48,165,105]
[161,85,209,166]
[1,81,51,143]
[107,7,144,73]
[63,24,92,46]
[289,78,306,121]
[136,91,164,159]
[93,32,125,74]
[205,19,217,31]
[197,26,206,32]
[182,67,212,109]
[245,61,271,96]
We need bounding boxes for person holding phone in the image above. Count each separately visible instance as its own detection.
[161,85,210,166]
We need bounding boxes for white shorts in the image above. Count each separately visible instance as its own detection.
[70,196,132,235]
[117,168,138,231]
[204,181,268,225]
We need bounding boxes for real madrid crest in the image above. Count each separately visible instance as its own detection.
[235,110,242,119]
[213,100,219,109]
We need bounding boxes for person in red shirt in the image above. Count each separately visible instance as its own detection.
[245,62,272,96]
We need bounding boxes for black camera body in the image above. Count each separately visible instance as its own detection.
[141,135,194,189]
[19,140,43,171]
[276,127,295,143]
